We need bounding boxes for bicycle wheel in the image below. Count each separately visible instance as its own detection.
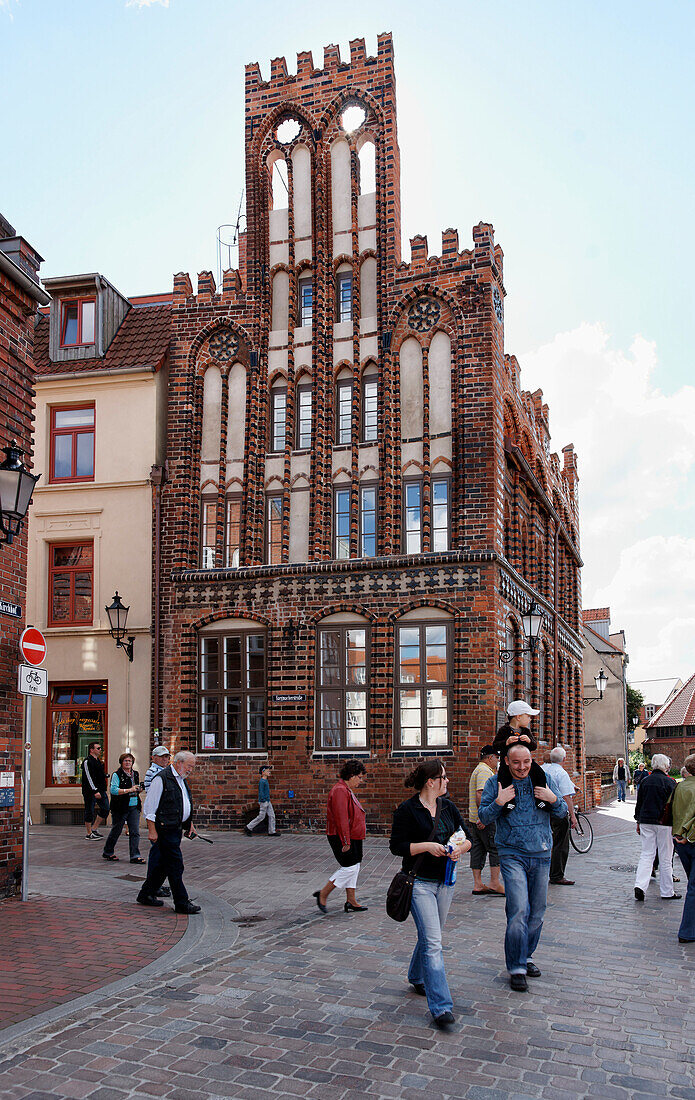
[570,812,594,853]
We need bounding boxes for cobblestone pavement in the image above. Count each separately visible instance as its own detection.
[1,797,694,1100]
[0,896,186,1029]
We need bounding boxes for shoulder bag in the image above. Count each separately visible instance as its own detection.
[386,798,442,922]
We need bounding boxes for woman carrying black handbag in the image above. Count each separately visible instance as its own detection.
[389,759,471,1028]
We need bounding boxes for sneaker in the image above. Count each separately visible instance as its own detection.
[662,894,683,901]
[433,1011,455,1028]
[174,901,202,914]
[409,982,426,996]
[91,830,103,839]
[634,887,645,901]
[87,833,101,841]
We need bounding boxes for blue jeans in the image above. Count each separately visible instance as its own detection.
[616,779,627,801]
[499,853,551,973]
[675,841,695,941]
[408,879,454,1017]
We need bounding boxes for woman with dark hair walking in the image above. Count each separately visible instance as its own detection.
[313,760,368,914]
[390,759,471,1028]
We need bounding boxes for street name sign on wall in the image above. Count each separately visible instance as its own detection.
[18,664,48,697]
[0,598,21,618]
[0,772,15,808]
[19,627,47,666]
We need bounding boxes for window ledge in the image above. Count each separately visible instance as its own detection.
[198,752,268,758]
[311,751,371,760]
[389,749,454,758]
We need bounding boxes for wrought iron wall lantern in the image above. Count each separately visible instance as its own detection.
[498,600,544,666]
[582,667,608,707]
[0,440,40,545]
[105,591,135,662]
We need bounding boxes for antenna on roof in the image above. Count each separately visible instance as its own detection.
[217,190,246,287]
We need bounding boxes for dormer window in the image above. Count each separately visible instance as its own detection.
[60,298,95,347]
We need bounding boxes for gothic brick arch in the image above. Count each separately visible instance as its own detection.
[193,608,272,632]
[358,247,377,263]
[431,456,453,471]
[253,102,320,162]
[188,318,254,377]
[307,603,379,626]
[200,478,218,494]
[387,597,457,623]
[290,472,310,488]
[359,356,378,376]
[390,285,462,351]
[332,253,353,272]
[268,368,289,387]
[402,459,425,476]
[269,261,292,279]
[224,476,243,491]
[264,475,283,490]
[332,359,354,380]
[318,86,385,138]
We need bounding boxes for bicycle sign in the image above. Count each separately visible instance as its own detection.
[18,663,48,698]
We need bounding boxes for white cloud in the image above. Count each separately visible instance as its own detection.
[522,323,695,682]
[125,0,169,8]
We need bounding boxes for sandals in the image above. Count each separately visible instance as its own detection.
[102,853,119,861]
[130,857,145,864]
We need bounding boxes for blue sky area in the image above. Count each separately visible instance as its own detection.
[2,0,694,684]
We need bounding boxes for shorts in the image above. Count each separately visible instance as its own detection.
[83,789,110,825]
[468,821,500,869]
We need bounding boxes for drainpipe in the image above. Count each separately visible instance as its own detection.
[150,464,166,742]
[552,522,559,746]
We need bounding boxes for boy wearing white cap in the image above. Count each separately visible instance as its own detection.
[493,701,549,812]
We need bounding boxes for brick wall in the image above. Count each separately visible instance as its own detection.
[156,35,585,828]
[0,257,41,896]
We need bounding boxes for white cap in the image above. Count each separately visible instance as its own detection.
[152,745,171,757]
[507,700,540,717]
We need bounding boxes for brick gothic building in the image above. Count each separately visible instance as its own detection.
[158,34,585,828]
[0,215,48,896]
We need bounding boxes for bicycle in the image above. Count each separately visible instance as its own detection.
[569,809,594,853]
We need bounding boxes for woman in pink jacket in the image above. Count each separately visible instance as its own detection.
[313,760,367,913]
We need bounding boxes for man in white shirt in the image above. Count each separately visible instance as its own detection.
[137,751,200,914]
[542,746,578,886]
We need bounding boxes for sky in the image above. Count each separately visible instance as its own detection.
[2,0,693,687]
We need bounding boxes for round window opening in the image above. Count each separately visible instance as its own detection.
[340,104,366,133]
[276,117,302,144]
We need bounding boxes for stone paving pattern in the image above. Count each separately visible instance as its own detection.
[0,897,187,1029]
[1,797,694,1099]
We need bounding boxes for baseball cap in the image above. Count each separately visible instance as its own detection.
[481,744,497,757]
[152,745,171,757]
[507,700,540,717]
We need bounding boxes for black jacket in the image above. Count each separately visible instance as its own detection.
[155,765,193,832]
[111,767,141,816]
[634,770,676,825]
[81,754,107,794]
[390,795,471,883]
[493,723,538,761]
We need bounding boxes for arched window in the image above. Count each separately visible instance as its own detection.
[361,363,378,442]
[330,139,351,234]
[335,262,353,323]
[503,619,517,711]
[360,256,377,321]
[201,365,222,464]
[200,494,217,569]
[226,363,246,463]
[396,609,452,749]
[399,337,423,441]
[291,143,312,238]
[335,367,352,445]
[295,377,312,450]
[269,377,287,453]
[269,154,288,211]
[271,270,289,331]
[316,612,369,750]
[297,269,313,327]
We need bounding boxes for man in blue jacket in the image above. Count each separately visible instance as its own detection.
[480,742,568,991]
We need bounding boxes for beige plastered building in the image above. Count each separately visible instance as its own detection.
[26,275,169,823]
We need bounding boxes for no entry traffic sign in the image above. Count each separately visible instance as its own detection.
[19,627,47,666]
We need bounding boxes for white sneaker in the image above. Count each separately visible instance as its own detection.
[87,833,100,840]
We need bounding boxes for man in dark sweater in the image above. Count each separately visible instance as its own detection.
[81,741,109,840]
[137,751,200,914]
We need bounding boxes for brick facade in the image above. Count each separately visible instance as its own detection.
[0,218,46,896]
[157,34,587,829]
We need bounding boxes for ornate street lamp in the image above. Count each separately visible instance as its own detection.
[105,591,135,662]
[0,441,40,545]
[583,667,608,706]
[499,599,544,666]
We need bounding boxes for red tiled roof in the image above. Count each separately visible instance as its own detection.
[583,607,610,622]
[647,672,695,729]
[33,305,171,376]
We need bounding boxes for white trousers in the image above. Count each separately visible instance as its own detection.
[247,801,276,834]
[635,824,674,897]
[330,862,361,890]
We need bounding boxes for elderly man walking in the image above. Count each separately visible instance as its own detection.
[137,751,201,914]
[634,753,680,903]
[613,757,631,802]
[542,746,578,886]
[479,743,568,991]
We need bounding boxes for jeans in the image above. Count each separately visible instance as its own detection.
[103,806,141,860]
[635,824,674,896]
[408,879,454,1017]
[139,829,189,907]
[616,779,627,802]
[247,800,276,834]
[549,814,570,882]
[499,853,551,973]
[675,841,695,940]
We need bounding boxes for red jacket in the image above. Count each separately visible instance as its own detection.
[326,780,366,847]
